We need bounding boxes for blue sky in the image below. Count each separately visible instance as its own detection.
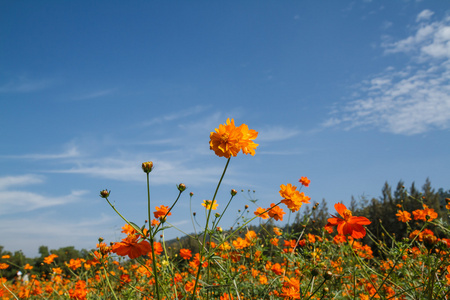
[1,1,449,257]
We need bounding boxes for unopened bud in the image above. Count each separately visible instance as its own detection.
[142,161,154,173]
[177,183,186,192]
[231,189,237,196]
[190,192,194,197]
[244,205,249,209]
[217,227,223,232]
[100,189,110,198]
[324,271,333,280]
[215,213,220,218]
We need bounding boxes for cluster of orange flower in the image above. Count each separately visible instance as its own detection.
[209,118,258,158]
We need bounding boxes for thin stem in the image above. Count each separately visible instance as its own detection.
[146,172,161,300]
[190,157,231,300]
[102,266,119,300]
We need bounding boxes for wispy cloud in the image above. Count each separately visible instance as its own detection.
[0,174,88,215]
[49,157,224,186]
[0,174,45,190]
[325,10,450,135]
[139,105,209,127]
[0,76,55,93]
[0,146,80,160]
[0,190,88,215]
[416,9,434,22]
[257,126,300,142]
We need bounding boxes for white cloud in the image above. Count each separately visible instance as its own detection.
[0,189,88,215]
[0,174,88,215]
[139,105,208,127]
[257,126,300,142]
[416,9,434,22]
[325,11,450,135]
[1,146,80,160]
[0,174,45,190]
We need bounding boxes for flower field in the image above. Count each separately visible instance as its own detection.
[1,119,450,299]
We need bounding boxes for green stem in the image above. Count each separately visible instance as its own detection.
[146,172,161,300]
[102,266,119,300]
[190,157,231,300]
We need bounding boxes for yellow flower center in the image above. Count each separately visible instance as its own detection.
[342,209,352,220]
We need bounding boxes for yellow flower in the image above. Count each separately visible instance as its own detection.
[202,200,218,210]
[209,118,258,158]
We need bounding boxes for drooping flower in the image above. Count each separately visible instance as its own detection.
[202,200,218,210]
[112,235,152,259]
[327,203,371,239]
[396,210,412,223]
[209,118,258,158]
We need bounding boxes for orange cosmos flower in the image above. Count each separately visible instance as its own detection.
[299,176,310,187]
[121,223,137,235]
[179,248,192,260]
[112,235,152,259]
[412,204,438,222]
[0,263,9,270]
[238,123,259,156]
[209,118,258,158]
[396,210,411,223]
[273,227,282,236]
[67,258,83,270]
[202,200,218,210]
[327,203,371,239]
[43,254,58,264]
[279,183,310,212]
[268,203,286,221]
[154,205,172,219]
[254,207,269,219]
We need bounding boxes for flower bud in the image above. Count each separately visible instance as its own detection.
[324,271,333,280]
[177,183,186,192]
[100,189,110,198]
[231,189,237,196]
[217,227,223,232]
[190,192,194,197]
[215,213,220,218]
[142,161,154,173]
